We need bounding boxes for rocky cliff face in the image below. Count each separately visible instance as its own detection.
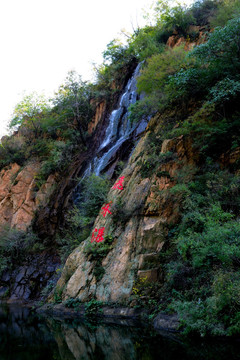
[55,117,198,303]
[0,62,139,302]
[0,161,56,231]
[166,25,208,50]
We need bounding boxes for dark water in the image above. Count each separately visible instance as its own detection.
[0,304,240,360]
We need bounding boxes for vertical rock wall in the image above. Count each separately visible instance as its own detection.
[0,162,56,231]
[56,124,198,303]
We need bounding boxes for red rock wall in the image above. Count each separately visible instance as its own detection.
[0,162,56,231]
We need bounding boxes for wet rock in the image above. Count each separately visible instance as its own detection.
[15,268,26,283]
[0,286,9,297]
[12,285,25,299]
[0,253,61,301]
[25,266,36,277]
[102,307,146,319]
[153,313,180,332]
[1,271,10,282]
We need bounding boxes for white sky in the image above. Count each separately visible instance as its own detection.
[0,0,193,138]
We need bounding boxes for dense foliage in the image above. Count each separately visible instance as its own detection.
[0,227,44,276]
[124,0,240,336]
[0,72,96,181]
[56,174,110,260]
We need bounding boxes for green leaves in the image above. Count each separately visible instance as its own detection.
[10,92,50,129]
[209,78,240,104]
[165,17,240,104]
[177,206,240,268]
[103,39,128,64]
[130,45,188,122]
[77,174,110,224]
[154,0,195,34]
[192,17,240,67]
[210,0,240,27]
[3,70,95,172]
[128,26,166,61]
[137,45,187,95]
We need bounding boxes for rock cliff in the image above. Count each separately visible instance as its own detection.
[0,161,56,231]
[55,116,198,303]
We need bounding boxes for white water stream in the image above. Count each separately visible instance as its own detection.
[93,62,142,176]
[74,63,147,203]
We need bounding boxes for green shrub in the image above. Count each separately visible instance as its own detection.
[84,299,103,318]
[137,46,187,95]
[173,270,240,336]
[129,96,160,124]
[210,0,240,27]
[191,0,218,26]
[131,276,161,310]
[209,78,240,104]
[76,174,110,224]
[64,297,82,309]
[166,17,240,104]
[129,45,189,120]
[158,159,240,336]
[0,227,45,276]
[84,234,114,282]
[177,205,240,268]
[128,26,165,61]
[56,175,111,261]
[154,1,195,35]
[0,136,27,169]
[138,150,176,178]
[56,206,91,262]
[53,286,63,303]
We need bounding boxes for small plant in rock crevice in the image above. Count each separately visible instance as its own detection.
[53,286,63,304]
[64,297,82,310]
[84,299,103,318]
[84,234,115,282]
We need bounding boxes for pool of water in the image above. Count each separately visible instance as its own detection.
[0,303,240,360]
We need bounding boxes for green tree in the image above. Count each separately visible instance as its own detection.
[129,45,188,122]
[210,0,240,27]
[103,39,128,64]
[191,0,218,26]
[167,17,240,102]
[137,45,187,95]
[53,71,94,145]
[154,0,195,35]
[127,26,165,61]
[9,92,50,137]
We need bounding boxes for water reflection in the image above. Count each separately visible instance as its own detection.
[0,304,239,360]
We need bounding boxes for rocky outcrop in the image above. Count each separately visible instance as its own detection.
[0,252,60,301]
[55,125,198,303]
[166,26,208,50]
[88,100,107,135]
[220,146,240,167]
[0,162,56,231]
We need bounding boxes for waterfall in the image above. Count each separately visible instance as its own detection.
[78,62,147,185]
[73,63,147,204]
[93,62,142,176]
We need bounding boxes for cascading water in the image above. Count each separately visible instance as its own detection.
[74,63,147,204]
[91,62,143,176]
